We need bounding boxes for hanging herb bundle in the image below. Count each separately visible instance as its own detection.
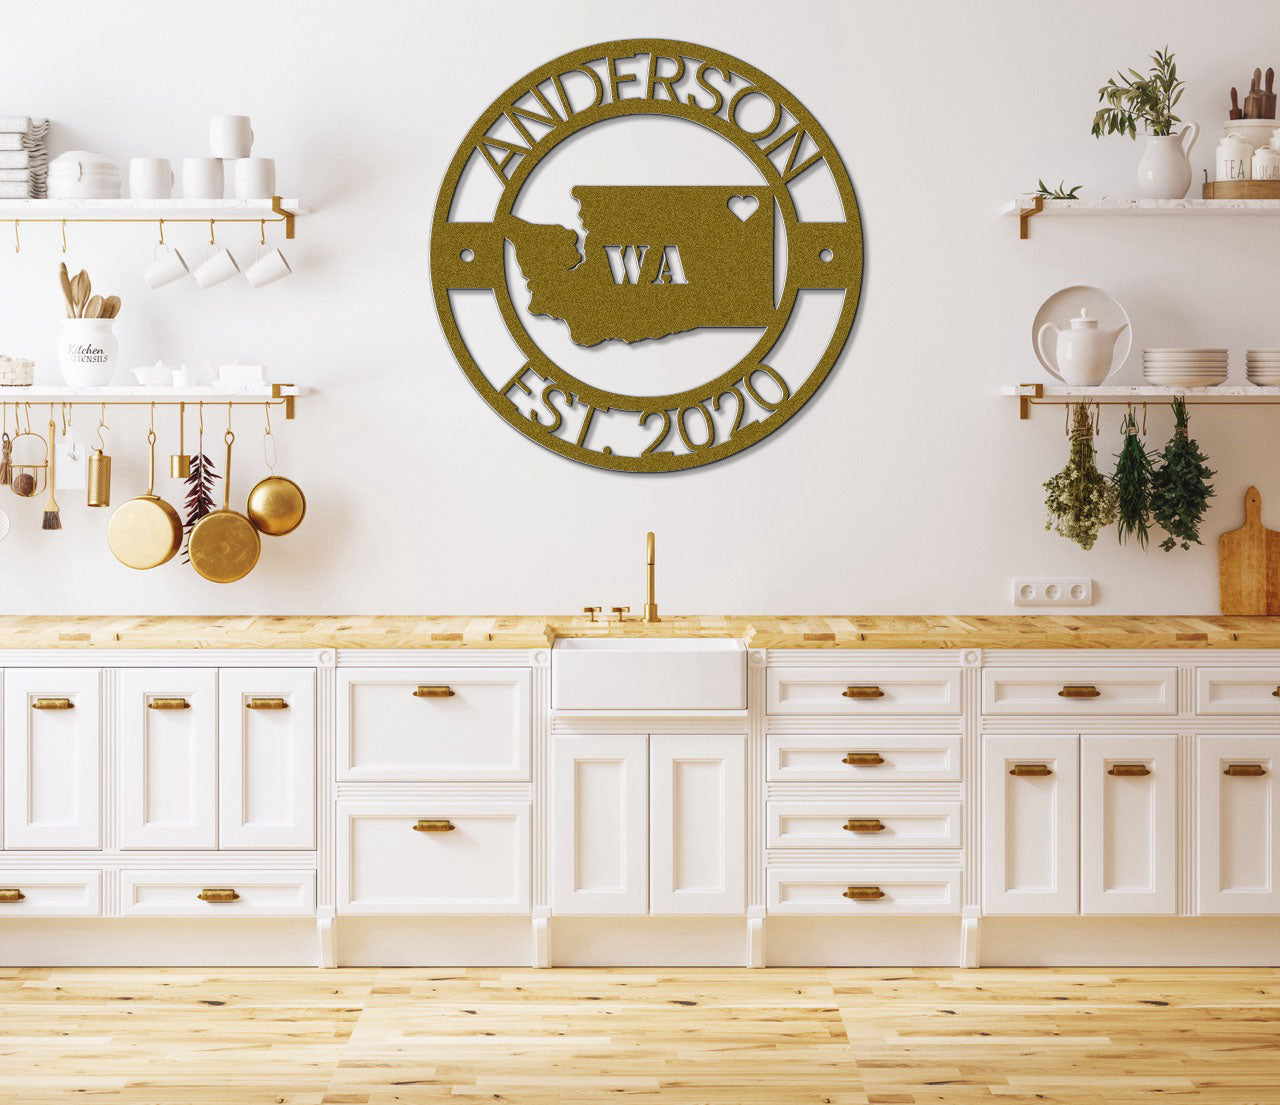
[1112,410,1155,547]
[1151,396,1214,551]
[1045,402,1118,550]
[181,449,219,563]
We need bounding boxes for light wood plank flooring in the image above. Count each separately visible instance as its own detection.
[0,967,1276,1104]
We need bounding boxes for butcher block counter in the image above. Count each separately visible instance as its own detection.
[1,613,1279,649]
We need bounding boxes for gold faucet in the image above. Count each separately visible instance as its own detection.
[643,531,660,623]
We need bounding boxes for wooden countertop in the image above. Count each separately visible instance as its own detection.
[0,614,1278,650]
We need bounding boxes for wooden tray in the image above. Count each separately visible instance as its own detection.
[1203,180,1280,199]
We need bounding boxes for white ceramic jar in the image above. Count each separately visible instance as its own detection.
[57,318,118,387]
[1254,146,1280,180]
[1217,133,1254,181]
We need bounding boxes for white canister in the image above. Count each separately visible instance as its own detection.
[1217,132,1254,181]
[1255,146,1280,180]
[57,318,118,387]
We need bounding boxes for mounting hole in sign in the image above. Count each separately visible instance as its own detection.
[818,248,834,262]
[459,248,475,262]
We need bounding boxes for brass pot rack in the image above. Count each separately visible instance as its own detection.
[0,385,307,420]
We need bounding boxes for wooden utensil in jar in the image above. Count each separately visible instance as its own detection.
[106,425,182,569]
[1265,68,1277,119]
[1244,68,1265,118]
[1230,87,1243,120]
[187,428,260,583]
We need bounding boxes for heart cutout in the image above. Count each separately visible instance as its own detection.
[727,194,758,222]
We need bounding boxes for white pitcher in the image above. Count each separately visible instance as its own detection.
[1137,123,1199,199]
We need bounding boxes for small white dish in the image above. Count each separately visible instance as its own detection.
[132,361,172,387]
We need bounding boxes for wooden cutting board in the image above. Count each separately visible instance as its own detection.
[1219,486,1280,614]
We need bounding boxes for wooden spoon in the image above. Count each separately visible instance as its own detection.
[70,270,90,318]
[101,295,120,320]
[58,262,74,318]
[83,294,103,320]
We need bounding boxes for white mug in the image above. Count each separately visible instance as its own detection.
[245,244,291,288]
[144,244,189,289]
[193,245,239,289]
[233,157,276,199]
[183,157,224,199]
[209,115,253,159]
[129,157,173,199]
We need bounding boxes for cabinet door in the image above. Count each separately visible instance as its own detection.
[3,669,101,849]
[650,736,745,915]
[1080,736,1176,915]
[1197,736,1280,914]
[118,669,218,850]
[982,736,1078,914]
[551,736,648,915]
[219,670,315,849]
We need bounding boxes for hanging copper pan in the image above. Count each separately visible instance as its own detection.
[107,426,181,569]
[188,428,260,584]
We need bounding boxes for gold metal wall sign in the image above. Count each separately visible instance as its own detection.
[431,39,863,472]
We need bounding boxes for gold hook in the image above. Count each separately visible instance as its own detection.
[226,401,233,434]
[259,219,266,246]
[263,402,272,436]
[198,400,204,435]
[1064,402,1069,437]
[1142,402,1148,436]
[1093,402,1101,436]
[209,219,216,246]
[60,219,67,253]
[95,403,108,451]
[158,219,165,247]
[12,220,18,254]
[61,402,69,436]
[149,401,155,433]
[22,402,30,434]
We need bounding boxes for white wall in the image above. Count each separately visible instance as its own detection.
[0,0,1273,615]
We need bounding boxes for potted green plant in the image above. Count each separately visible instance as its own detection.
[1092,47,1197,199]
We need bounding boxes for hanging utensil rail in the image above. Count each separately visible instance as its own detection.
[0,386,308,419]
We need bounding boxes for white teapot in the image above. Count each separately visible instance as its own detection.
[1037,308,1129,386]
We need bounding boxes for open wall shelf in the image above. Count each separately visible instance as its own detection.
[1001,195,1280,239]
[1004,383,1280,420]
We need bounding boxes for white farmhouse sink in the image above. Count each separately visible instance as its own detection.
[552,637,746,711]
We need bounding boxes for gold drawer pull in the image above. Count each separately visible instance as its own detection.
[147,697,190,710]
[197,888,240,903]
[31,697,73,710]
[0,888,25,903]
[1272,687,1280,698]
[843,885,885,901]
[843,818,886,833]
[1010,763,1053,777]
[246,698,288,710]
[1058,684,1101,699]
[1108,763,1151,777]
[413,819,456,832]
[843,751,885,766]
[842,685,885,699]
[413,685,455,698]
[1225,763,1267,777]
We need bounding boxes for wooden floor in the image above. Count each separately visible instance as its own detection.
[0,968,1277,1104]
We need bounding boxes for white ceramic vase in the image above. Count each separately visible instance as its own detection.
[57,318,118,386]
[1137,124,1199,199]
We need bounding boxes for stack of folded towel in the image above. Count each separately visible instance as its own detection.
[0,116,49,198]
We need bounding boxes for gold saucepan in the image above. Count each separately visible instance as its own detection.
[246,406,305,536]
[107,427,181,569]
[188,428,260,584]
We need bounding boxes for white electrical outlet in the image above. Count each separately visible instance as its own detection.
[1012,577,1094,607]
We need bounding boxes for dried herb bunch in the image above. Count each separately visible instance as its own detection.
[1151,397,1214,551]
[181,450,219,563]
[1045,403,1118,550]
[1112,410,1155,547]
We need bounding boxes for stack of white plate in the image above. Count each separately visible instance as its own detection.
[48,151,120,199]
[1246,349,1280,386]
[1143,348,1228,387]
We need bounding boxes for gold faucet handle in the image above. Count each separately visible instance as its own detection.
[582,606,602,622]
[611,606,630,623]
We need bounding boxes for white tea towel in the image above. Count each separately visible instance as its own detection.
[0,151,30,168]
[0,181,32,198]
[0,134,23,151]
[0,116,30,134]
[0,168,30,182]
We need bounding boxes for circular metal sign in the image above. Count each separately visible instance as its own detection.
[432,39,862,472]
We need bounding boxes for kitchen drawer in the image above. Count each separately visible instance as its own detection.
[982,667,1176,716]
[338,802,530,915]
[119,870,316,917]
[1195,668,1280,716]
[767,802,961,849]
[767,667,961,716]
[767,866,960,914]
[767,734,961,782]
[0,871,101,917]
[338,668,530,781]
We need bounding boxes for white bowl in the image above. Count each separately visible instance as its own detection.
[132,364,172,387]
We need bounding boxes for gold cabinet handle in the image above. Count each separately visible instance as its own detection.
[1058,684,1101,699]
[842,885,885,901]
[413,686,455,699]
[1272,687,1280,698]
[0,888,25,903]
[842,751,885,766]
[147,697,190,710]
[1225,763,1267,777]
[843,818,886,833]
[197,888,240,903]
[31,697,73,710]
[1107,763,1151,777]
[842,685,885,699]
[246,698,289,710]
[1010,763,1053,777]
[413,819,456,832]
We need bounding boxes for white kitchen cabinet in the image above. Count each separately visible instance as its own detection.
[219,669,315,849]
[766,734,962,782]
[1080,736,1177,915]
[650,736,745,915]
[118,669,218,850]
[3,669,101,850]
[0,870,101,917]
[551,735,648,914]
[767,667,961,715]
[982,736,1079,914]
[982,667,1177,716]
[767,866,961,915]
[1197,736,1280,914]
[120,870,316,917]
